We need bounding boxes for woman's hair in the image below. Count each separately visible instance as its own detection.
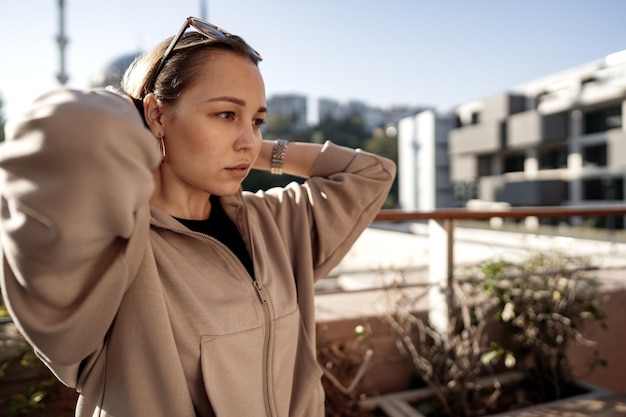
[122,31,260,114]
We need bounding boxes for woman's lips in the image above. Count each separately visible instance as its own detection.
[225,163,250,178]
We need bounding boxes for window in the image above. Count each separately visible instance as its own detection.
[503,153,525,173]
[453,183,466,201]
[582,176,623,200]
[467,182,478,199]
[453,182,478,201]
[477,155,493,177]
[582,143,607,167]
[581,76,597,87]
[539,146,568,169]
[583,105,622,134]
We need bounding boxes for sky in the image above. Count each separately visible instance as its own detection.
[1,0,626,122]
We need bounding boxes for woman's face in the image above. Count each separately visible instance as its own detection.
[158,50,266,199]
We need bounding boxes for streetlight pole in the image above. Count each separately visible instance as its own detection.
[57,0,69,85]
[200,0,209,21]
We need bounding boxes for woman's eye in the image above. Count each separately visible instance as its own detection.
[218,111,235,120]
[253,119,265,128]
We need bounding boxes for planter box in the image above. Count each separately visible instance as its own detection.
[360,371,612,417]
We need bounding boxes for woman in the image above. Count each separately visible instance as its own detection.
[0,17,395,417]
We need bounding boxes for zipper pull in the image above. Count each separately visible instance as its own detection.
[253,279,268,304]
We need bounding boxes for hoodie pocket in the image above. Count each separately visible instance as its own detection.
[200,328,265,416]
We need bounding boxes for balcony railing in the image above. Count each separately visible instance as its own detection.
[372,204,626,332]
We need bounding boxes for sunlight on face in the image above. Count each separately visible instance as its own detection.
[159,51,266,202]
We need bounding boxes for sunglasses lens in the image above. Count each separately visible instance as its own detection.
[190,18,228,40]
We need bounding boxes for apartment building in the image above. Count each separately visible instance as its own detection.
[266,94,308,132]
[400,49,626,228]
[318,98,383,133]
[398,110,455,211]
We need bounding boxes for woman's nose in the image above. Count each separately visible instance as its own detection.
[236,124,260,150]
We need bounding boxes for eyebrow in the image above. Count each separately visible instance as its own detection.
[207,96,267,113]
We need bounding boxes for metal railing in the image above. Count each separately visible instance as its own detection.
[375,204,626,222]
[373,204,626,332]
[374,204,626,276]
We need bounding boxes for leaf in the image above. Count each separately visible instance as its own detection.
[480,350,499,365]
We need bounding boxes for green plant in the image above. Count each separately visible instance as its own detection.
[0,92,5,143]
[5,378,59,416]
[0,315,68,416]
[380,250,607,417]
[0,294,9,318]
[480,251,607,401]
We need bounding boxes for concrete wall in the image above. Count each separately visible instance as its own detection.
[569,286,626,392]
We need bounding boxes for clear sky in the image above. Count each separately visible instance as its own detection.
[1,0,625,121]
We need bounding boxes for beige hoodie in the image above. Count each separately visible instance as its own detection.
[0,88,396,416]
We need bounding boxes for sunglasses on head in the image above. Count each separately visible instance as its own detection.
[148,16,263,92]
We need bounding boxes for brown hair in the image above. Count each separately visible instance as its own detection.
[122,31,260,114]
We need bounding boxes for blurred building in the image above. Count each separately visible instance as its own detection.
[91,52,141,90]
[398,110,455,211]
[266,94,308,132]
[319,98,424,134]
[318,98,371,123]
[399,49,626,228]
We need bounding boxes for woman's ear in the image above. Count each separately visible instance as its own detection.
[143,93,164,136]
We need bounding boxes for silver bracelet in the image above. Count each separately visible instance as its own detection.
[270,139,289,175]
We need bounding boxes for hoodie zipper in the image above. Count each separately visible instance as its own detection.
[152,221,274,417]
[253,279,273,417]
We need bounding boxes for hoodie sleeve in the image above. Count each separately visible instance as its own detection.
[247,141,396,280]
[304,142,396,277]
[0,88,161,376]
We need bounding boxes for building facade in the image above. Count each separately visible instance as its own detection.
[318,98,382,133]
[450,50,626,227]
[398,110,455,211]
[400,49,626,228]
[266,94,308,132]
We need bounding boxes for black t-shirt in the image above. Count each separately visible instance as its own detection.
[175,196,255,279]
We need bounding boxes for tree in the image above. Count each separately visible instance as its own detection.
[363,131,399,208]
[0,93,5,143]
[0,92,4,315]
[243,113,311,192]
[263,114,312,143]
[363,131,397,162]
[312,113,367,149]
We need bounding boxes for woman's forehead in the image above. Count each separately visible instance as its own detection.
[177,52,266,108]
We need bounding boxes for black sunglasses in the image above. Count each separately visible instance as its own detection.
[148,16,263,92]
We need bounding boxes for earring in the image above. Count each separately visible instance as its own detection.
[158,135,166,162]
